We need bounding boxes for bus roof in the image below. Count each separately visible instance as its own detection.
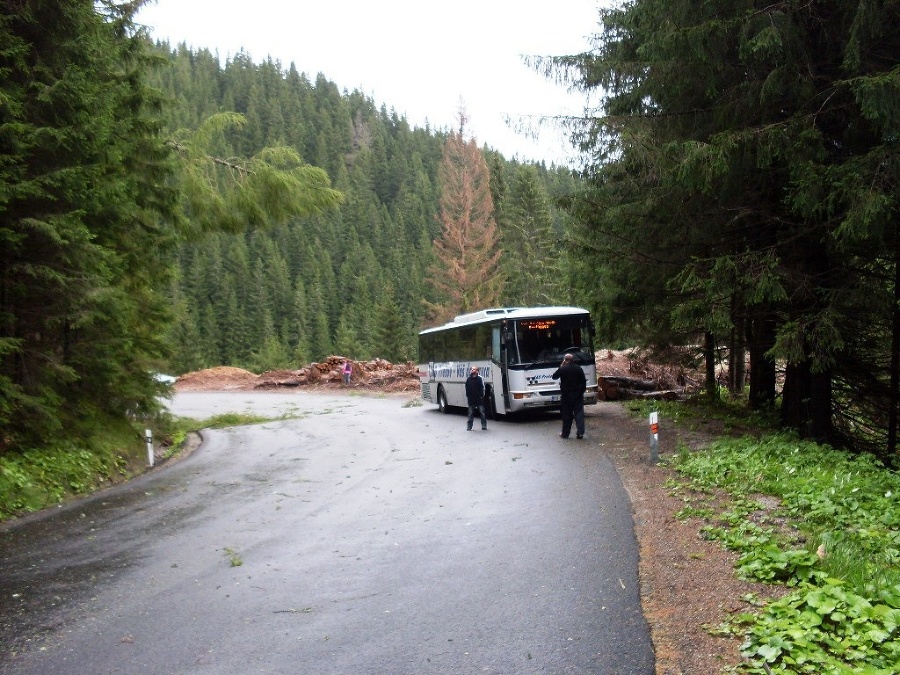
[419,306,590,335]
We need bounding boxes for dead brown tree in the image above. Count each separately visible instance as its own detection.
[425,109,503,324]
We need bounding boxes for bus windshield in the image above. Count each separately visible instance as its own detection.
[509,316,594,366]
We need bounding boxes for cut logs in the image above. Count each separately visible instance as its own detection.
[175,349,698,399]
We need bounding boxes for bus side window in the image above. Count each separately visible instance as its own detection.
[458,327,475,361]
[475,324,491,359]
[491,326,501,362]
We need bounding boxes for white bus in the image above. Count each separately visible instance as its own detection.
[418,306,598,417]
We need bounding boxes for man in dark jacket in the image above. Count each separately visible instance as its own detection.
[465,366,487,431]
[552,353,586,439]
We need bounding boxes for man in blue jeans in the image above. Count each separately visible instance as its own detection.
[552,353,586,439]
[465,366,487,431]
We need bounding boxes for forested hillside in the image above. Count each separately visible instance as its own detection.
[150,44,581,373]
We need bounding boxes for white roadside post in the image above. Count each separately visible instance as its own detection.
[649,411,659,464]
[145,428,154,468]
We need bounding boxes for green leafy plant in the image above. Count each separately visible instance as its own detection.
[671,432,900,671]
[739,581,900,673]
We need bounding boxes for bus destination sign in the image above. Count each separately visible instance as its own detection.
[521,319,556,330]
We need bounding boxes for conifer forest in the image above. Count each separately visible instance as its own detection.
[2,0,899,464]
[154,46,578,372]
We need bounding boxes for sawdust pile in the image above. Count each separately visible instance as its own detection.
[174,366,259,391]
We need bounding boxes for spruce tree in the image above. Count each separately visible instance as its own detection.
[0,0,180,450]
[290,279,312,366]
[502,165,560,305]
[373,291,408,362]
[333,317,362,360]
[425,111,503,323]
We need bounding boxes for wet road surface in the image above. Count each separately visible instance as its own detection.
[0,392,654,674]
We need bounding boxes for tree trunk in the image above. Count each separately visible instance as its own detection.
[888,237,900,458]
[747,314,776,409]
[781,360,833,444]
[808,369,833,444]
[728,315,746,395]
[704,331,718,401]
[780,225,835,445]
[781,362,807,434]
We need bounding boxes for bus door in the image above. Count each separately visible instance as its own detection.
[494,325,510,412]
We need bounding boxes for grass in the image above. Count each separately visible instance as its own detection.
[626,390,780,436]
[168,411,281,436]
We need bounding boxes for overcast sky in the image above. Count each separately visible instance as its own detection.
[136,0,603,165]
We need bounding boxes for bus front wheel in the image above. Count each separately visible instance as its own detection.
[437,387,449,414]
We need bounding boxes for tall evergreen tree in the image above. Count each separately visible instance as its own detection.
[0,0,180,451]
[333,316,363,359]
[425,111,503,323]
[166,278,204,374]
[502,164,560,305]
[289,279,312,365]
[373,291,409,362]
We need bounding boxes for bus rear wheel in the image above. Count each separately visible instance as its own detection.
[437,387,449,414]
[485,386,502,420]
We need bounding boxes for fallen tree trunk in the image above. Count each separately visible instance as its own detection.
[599,376,684,401]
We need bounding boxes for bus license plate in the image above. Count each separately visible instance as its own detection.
[551,395,560,402]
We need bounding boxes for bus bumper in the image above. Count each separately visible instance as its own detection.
[513,388,598,409]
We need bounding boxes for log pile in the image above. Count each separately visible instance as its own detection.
[176,349,702,399]
[598,375,681,401]
[253,356,420,392]
[594,348,698,401]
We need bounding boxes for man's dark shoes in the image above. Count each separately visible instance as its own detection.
[576,434,584,439]
[559,432,569,438]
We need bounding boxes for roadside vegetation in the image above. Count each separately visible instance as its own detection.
[631,398,900,673]
[0,410,277,522]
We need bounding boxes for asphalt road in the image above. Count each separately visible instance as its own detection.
[0,392,654,674]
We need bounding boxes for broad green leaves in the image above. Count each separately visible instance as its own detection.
[674,434,900,671]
